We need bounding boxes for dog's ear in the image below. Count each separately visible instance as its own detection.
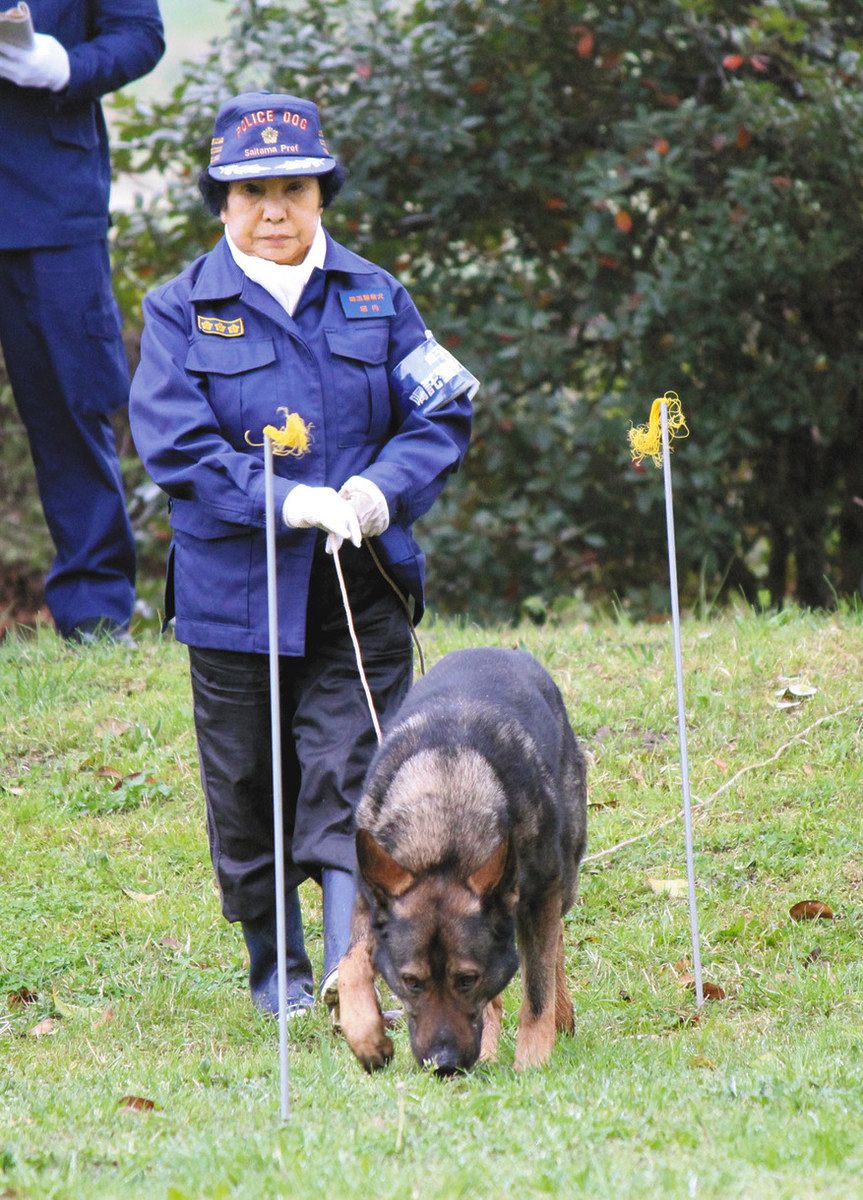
[356,828,415,898]
[466,837,510,897]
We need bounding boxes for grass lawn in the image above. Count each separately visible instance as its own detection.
[1,607,861,1199]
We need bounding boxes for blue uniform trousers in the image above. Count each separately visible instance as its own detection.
[188,543,413,924]
[0,241,135,636]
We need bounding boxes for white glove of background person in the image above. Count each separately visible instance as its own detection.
[0,34,71,91]
[282,484,361,554]
[339,475,390,538]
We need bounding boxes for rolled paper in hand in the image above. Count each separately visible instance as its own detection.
[0,3,35,50]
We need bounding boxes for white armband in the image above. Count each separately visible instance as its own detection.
[390,331,479,415]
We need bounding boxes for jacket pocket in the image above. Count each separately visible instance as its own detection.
[48,108,98,149]
[185,336,277,448]
[173,529,252,628]
[324,325,391,447]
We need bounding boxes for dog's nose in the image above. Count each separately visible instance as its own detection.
[424,1046,465,1076]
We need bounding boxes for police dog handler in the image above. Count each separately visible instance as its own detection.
[130,93,476,1019]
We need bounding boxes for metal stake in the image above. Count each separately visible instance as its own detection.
[659,401,705,1008]
[264,435,290,1118]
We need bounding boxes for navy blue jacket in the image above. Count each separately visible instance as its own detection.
[129,233,473,655]
[0,0,164,249]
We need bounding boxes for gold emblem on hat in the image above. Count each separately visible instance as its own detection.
[261,126,278,145]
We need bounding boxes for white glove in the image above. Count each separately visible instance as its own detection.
[0,34,71,91]
[339,475,390,538]
[282,484,361,554]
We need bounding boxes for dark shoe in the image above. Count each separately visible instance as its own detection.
[241,891,314,1018]
[66,618,137,648]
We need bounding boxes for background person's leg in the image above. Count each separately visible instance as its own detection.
[0,243,135,637]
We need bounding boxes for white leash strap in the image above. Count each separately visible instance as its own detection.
[329,536,384,746]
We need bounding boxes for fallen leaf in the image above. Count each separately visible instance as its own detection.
[95,719,131,737]
[647,877,689,899]
[790,900,834,921]
[121,888,164,903]
[803,947,822,966]
[774,679,817,703]
[700,981,727,1000]
[117,1095,158,1113]
[588,797,618,810]
[94,766,123,780]
[28,1016,58,1037]
[7,988,38,1008]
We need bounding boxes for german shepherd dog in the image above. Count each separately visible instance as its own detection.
[338,647,587,1074]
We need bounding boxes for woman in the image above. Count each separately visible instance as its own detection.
[130,92,476,1019]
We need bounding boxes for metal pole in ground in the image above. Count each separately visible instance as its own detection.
[659,400,705,1009]
[264,434,290,1118]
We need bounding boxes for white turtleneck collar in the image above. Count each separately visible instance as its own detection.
[224,219,327,316]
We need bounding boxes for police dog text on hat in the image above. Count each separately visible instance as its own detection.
[209,92,337,181]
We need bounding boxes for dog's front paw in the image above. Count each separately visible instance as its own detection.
[354,1031,394,1073]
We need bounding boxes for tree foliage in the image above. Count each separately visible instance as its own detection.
[112,0,863,617]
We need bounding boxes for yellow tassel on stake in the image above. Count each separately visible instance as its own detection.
[245,407,313,457]
[628,390,688,466]
[626,388,704,1010]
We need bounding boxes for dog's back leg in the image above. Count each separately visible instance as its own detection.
[554,922,575,1034]
[479,994,504,1063]
[338,894,394,1072]
[514,886,562,1071]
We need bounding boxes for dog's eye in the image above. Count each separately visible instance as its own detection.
[401,974,426,994]
[453,973,479,993]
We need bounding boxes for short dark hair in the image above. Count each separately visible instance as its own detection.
[197,163,347,216]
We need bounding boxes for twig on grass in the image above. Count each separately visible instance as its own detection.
[583,702,862,865]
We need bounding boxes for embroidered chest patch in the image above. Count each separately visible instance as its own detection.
[338,288,395,319]
[197,315,245,337]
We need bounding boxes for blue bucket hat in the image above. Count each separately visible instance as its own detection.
[208,91,337,181]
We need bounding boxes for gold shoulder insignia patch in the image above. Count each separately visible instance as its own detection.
[197,315,245,337]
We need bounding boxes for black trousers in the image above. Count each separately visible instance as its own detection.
[188,546,413,923]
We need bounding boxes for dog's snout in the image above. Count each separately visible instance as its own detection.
[423,1044,465,1076]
